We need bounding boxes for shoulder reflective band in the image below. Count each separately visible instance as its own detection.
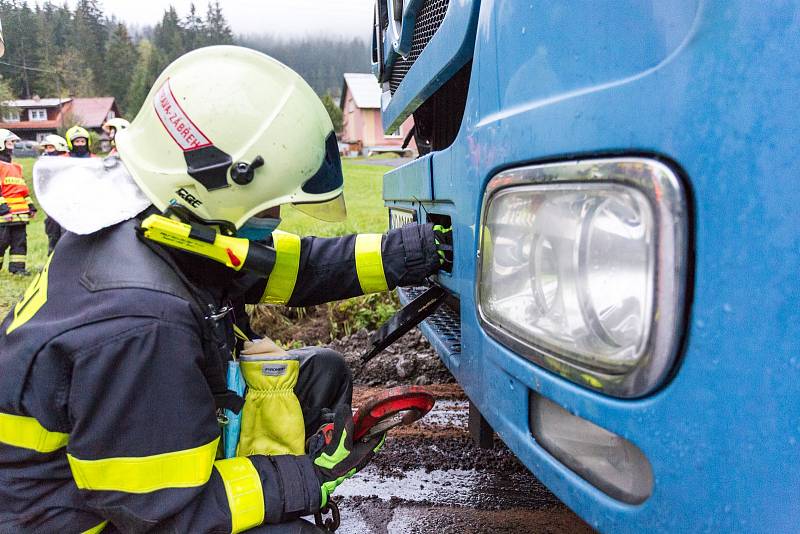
[67,437,219,494]
[0,412,68,452]
[261,231,301,305]
[214,457,265,533]
[81,521,108,534]
[354,234,388,294]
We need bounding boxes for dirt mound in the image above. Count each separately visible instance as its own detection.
[327,328,455,386]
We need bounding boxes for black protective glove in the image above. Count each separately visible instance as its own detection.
[28,203,37,218]
[0,203,9,216]
[433,224,453,269]
[307,404,385,508]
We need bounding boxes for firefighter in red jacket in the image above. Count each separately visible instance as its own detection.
[0,129,35,275]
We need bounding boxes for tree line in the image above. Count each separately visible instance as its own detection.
[0,0,369,120]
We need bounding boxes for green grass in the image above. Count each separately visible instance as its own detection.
[0,158,393,316]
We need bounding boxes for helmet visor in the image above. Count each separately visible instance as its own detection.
[292,192,347,222]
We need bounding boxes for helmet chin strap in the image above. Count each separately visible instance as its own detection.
[164,203,238,236]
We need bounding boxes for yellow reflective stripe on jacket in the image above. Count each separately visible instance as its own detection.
[354,234,388,294]
[0,412,69,452]
[3,176,26,186]
[215,457,265,533]
[7,255,51,335]
[81,520,108,534]
[67,437,219,494]
[9,254,26,262]
[261,231,301,305]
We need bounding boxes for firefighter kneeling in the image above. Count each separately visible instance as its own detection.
[0,46,448,533]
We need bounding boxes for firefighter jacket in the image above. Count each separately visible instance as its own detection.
[0,215,440,533]
[0,160,33,225]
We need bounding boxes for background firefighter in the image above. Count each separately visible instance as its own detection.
[0,129,35,275]
[39,134,69,253]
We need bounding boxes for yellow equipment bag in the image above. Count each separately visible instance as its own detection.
[236,338,305,456]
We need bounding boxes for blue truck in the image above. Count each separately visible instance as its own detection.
[372,1,799,531]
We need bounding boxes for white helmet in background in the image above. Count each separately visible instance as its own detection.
[0,128,20,145]
[41,134,68,153]
[102,117,130,137]
[115,45,345,230]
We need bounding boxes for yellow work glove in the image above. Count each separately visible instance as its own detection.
[237,337,306,456]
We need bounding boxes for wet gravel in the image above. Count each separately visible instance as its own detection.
[324,330,594,533]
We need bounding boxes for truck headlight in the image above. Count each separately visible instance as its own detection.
[477,159,688,397]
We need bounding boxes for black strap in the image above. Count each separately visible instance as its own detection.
[399,223,428,272]
[214,389,245,414]
[273,456,309,514]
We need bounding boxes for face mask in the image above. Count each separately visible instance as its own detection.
[237,217,281,242]
[72,144,89,156]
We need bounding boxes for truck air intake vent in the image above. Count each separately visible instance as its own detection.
[390,0,450,94]
[398,286,461,357]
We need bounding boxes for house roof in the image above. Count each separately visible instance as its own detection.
[0,96,118,131]
[341,73,381,110]
[69,97,117,128]
[3,98,71,108]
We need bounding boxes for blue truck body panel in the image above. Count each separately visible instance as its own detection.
[382,1,800,531]
[379,0,480,132]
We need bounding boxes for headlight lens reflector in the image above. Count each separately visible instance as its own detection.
[477,159,688,397]
[480,184,654,373]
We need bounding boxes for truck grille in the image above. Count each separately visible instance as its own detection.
[389,0,451,94]
[398,286,461,356]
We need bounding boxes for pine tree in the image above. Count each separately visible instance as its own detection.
[73,0,108,92]
[0,0,41,97]
[184,3,206,50]
[125,39,163,115]
[204,1,233,46]
[153,7,185,63]
[104,23,137,115]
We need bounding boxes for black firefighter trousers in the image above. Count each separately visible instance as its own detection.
[0,223,27,273]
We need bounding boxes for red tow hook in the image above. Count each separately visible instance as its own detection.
[353,385,435,441]
[320,386,436,445]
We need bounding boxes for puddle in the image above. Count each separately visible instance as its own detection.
[416,400,468,429]
[337,466,562,510]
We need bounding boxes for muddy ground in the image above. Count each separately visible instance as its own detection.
[332,332,592,533]
[252,308,593,533]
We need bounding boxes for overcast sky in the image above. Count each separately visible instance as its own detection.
[51,0,375,39]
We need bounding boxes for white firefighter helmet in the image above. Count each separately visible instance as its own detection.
[41,134,68,153]
[103,117,130,135]
[0,128,20,145]
[115,45,345,229]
